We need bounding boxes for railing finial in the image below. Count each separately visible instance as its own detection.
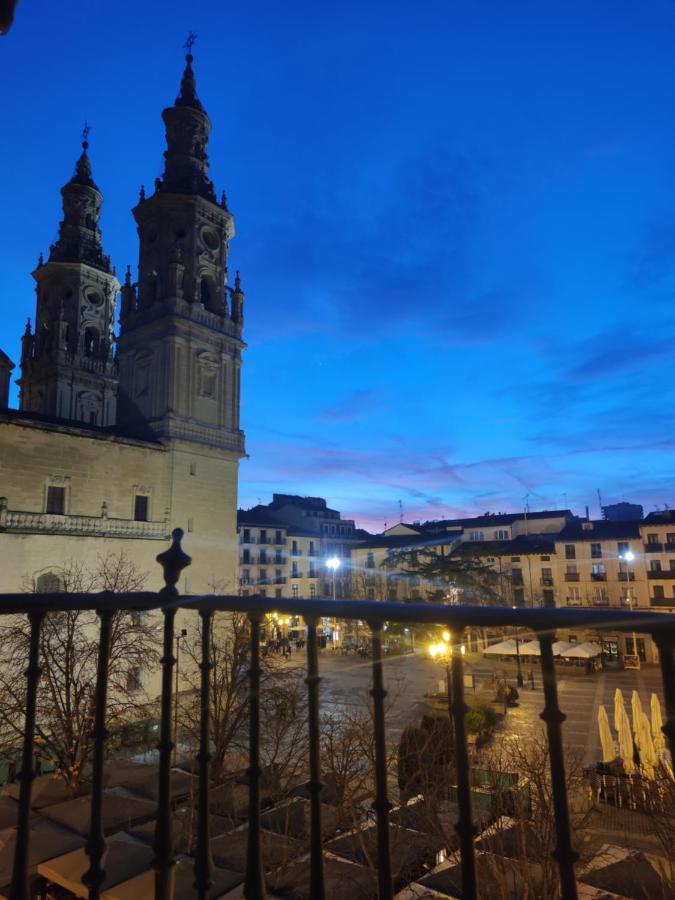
[156,527,191,594]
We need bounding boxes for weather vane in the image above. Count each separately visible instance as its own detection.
[184,32,197,54]
[81,121,91,146]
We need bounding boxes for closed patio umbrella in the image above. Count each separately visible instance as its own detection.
[631,691,644,743]
[614,688,624,736]
[638,712,658,780]
[597,705,615,763]
[650,694,666,755]
[617,704,635,776]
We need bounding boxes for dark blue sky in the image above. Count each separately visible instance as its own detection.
[2,1,675,529]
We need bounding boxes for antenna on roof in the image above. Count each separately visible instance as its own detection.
[597,488,603,517]
[398,499,403,523]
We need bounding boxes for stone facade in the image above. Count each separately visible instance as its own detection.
[0,53,244,598]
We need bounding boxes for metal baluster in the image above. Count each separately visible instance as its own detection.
[9,610,44,900]
[450,636,477,900]
[305,617,325,900]
[538,633,578,900]
[654,631,675,764]
[154,528,191,900]
[369,621,393,900]
[82,608,114,900]
[244,613,264,900]
[194,610,214,898]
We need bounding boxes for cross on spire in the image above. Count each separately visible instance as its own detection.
[184,31,197,57]
[81,121,91,149]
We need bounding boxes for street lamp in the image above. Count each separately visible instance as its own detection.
[621,551,639,668]
[326,557,341,647]
[512,606,524,688]
[173,627,188,765]
[428,632,465,730]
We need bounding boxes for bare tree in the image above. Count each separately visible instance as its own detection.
[0,552,160,793]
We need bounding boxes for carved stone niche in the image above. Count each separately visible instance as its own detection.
[196,350,219,399]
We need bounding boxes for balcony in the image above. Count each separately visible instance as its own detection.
[648,570,675,579]
[540,577,554,587]
[564,572,580,582]
[591,597,610,607]
[617,572,635,582]
[644,542,664,553]
[590,572,607,582]
[273,576,287,585]
[651,596,675,607]
[665,542,675,552]
[290,571,303,579]
[0,506,169,540]
[565,596,583,607]
[2,529,674,900]
[239,535,257,544]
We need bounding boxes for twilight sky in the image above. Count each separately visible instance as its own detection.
[1,1,674,530]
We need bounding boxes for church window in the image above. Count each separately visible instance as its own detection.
[84,327,99,357]
[134,495,149,522]
[46,486,65,515]
[36,572,63,593]
[187,518,194,533]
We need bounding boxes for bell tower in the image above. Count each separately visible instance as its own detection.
[117,46,245,457]
[18,131,119,426]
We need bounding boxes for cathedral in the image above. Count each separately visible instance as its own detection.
[0,51,245,593]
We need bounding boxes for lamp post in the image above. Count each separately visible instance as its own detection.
[173,627,188,765]
[621,551,639,668]
[512,606,524,688]
[326,557,340,646]
[428,631,465,729]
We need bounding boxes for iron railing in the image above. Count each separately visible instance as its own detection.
[2,527,675,900]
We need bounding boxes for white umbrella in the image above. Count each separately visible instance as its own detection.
[561,642,601,659]
[617,704,635,775]
[614,688,624,736]
[518,640,541,656]
[552,640,575,656]
[650,694,666,755]
[483,639,518,656]
[638,712,658,780]
[631,691,644,743]
[597,705,615,763]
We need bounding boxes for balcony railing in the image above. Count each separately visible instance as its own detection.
[564,572,580,582]
[665,542,675,552]
[644,542,664,553]
[540,577,554,586]
[590,572,607,581]
[651,596,675,608]
[0,506,169,540]
[2,528,674,900]
[565,596,582,606]
[648,570,675,579]
[617,571,635,581]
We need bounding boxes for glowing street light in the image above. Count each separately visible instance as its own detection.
[621,551,639,668]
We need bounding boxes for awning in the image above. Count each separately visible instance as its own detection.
[483,640,518,656]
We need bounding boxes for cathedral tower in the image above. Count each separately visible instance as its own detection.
[117,48,245,456]
[18,134,119,426]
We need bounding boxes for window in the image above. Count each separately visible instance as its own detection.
[591,543,602,559]
[513,589,524,607]
[275,550,282,564]
[259,529,267,544]
[242,549,250,564]
[292,562,299,578]
[511,556,521,563]
[292,541,299,556]
[591,564,606,576]
[566,564,577,574]
[259,550,267,564]
[36,572,63,593]
[309,584,316,599]
[367,588,375,600]
[187,518,193,533]
[243,528,250,543]
[542,567,552,578]
[309,541,315,556]
[366,552,375,569]
[494,530,509,540]
[468,531,484,541]
[540,555,550,561]
[275,589,282,599]
[275,530,283,544]
[134,495,149,522]
[292,584,299,599]
[46,485,65,514]
[259,568,267,584]
[189,463,197,476]
[647,533,659,544]
[617,542,629,557]
[670,560,675,571]
[126,667,142,692]
[308,563,316,578]
[565,545,576,559]
[592,587,608,605]
[567,588,581,605]
[653,585,665,599]
[275,569,282,582]
[650,560,662,572]
[667,533,675,546]
[241,570,250,585]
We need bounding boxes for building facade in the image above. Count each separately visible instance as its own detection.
[0,52,244,596]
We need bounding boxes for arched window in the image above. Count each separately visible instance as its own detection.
[84,327,99,357]
[36,572,63,593]
[200,278,211,306]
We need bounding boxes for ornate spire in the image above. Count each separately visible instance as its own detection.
[155,38,216,203]
[175,34,204,112]
[69,123,98,190]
